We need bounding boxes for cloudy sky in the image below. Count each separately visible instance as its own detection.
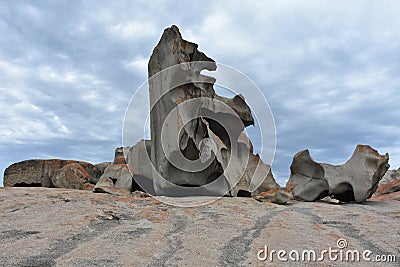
[1,0,399,186]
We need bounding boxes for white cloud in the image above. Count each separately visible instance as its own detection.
[124,56,148,77]
[109,21,156,40]
[0,60,28,77]
[17,2,42,22]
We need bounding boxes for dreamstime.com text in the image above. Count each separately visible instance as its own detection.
[257,238,397,264]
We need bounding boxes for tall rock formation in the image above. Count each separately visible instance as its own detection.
[126,25,278,197]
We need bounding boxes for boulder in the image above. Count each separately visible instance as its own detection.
[125,25,278,197]
[379,167,400,186]
[93,164,133,196]
[51,163,94,190]
[287,145,390,203]
[254,187,293,204]
[3,159,101,188]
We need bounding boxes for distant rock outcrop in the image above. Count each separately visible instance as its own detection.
[287,145,390,203]
[3,159,102,188]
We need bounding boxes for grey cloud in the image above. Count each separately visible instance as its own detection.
[1,0,400,186]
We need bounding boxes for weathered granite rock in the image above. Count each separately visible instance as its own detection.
[288,150,330,202]
[82,183,95,191]
[319,196,341,204]
[114,147,126,164]
[51,163,94,190]
[127,25,278,197]
[79,162,102,183]
[374,179,400,196]
[125,140,155,195]
[287,145,390,203]
[3,159,101,188]
[233,153,279,197]
[131,190,152,198]
[254,187,293,204]
[94,162,112,175]
[93,164,132,196]
[93,181,131,196]
[323,145,389,202]
[379,167,400,186]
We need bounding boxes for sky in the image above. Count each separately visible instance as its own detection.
[1,0,400,186]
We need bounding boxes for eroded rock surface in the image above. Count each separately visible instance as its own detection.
[379,167,400,186]
[254,187,293,204]
[287,150,329,201]
[127,25,278,197]
[93,164,133,196]
[0,187,398,266]
[51,163,95,190]
[375,179,400,196]
[113,147,126,164]
[125,140,155,195]
[94,162,112,174]
[287,145,389,203]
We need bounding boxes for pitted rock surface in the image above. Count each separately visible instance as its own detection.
[0,187,398,266]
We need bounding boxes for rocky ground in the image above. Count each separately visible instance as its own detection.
[0,187,399,266]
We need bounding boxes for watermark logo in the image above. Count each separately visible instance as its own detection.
[257,238,397,263]
[336,238,348,249]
